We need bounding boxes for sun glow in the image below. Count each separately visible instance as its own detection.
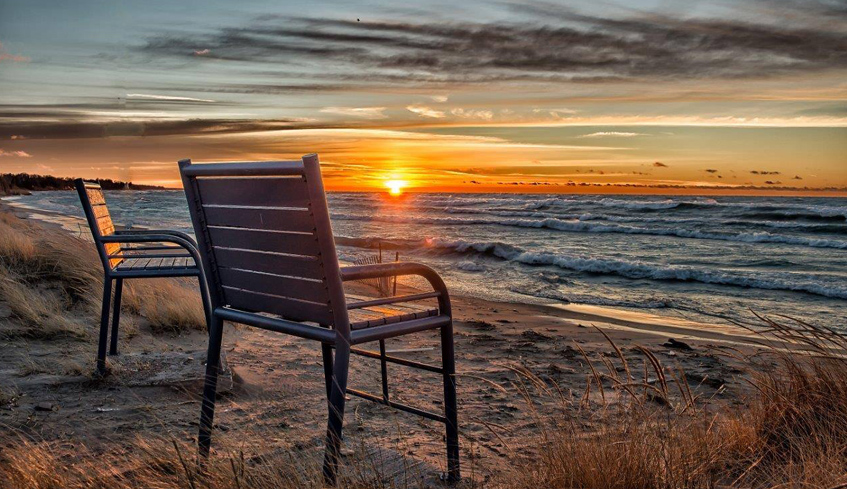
[385,179,407,196]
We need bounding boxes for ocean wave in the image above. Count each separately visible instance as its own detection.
[403,194,847,219]
[332,213,847,249]
[335,235,847,299]
[739,211,846,222]
[428,239,847,300]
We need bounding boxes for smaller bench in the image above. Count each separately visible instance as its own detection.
[74,180,211,375]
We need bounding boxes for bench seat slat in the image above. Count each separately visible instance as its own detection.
[349,307,439,330]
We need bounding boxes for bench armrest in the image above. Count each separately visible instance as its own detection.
[340,262,452,315]
[114,229,198,248]
[101,233,202,266]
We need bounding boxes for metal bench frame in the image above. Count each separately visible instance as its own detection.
[178,154,460,484]
[74,180,212,375]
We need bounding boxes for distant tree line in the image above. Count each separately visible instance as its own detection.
[0,173,163,196]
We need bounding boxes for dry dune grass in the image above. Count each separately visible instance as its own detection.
[122,278,206,333]
[507,319,847,489]
[0,211,205,338]
[0,435,418,489]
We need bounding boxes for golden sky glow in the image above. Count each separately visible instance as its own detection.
[0,0,845,194]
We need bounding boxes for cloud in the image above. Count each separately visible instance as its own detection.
[140,10,847,87]
[0,149,32,157]
[751,170,781,175]
[578,131,645,138]
[0,42,30,63]
[704,169,718,173]
[450,108,493,120]
[653,162,668,167]
[193,48,210,56]
[0,116,312,139]
[406,105,445,118]
[126,93,216,103]
[431,95,449,103]
[320,106,387,119]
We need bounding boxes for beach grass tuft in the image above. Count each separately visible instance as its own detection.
[507,319,847,489]
[0,210,205,338]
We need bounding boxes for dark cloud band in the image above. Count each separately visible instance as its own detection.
[140,4,847,88]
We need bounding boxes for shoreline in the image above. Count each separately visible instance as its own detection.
[1,194,758,348]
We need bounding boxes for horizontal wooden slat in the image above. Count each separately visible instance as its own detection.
[212,248,325,280]
[86,188,106,205]
[349,308,439,330]
[223,287,332,325]
[207,226,318,256]
[196,177,310,208]
[117,257,150,270]
[96,215,115,236]
[203,206,315,233]
[91,205,110,219]
[218,268,329,304]
[116,256,196,271]
[183,160,304,177]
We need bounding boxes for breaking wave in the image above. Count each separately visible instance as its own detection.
[430,239,847,300]
[333,214,847,249]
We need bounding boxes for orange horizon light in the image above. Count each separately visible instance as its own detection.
[385,179,407,196]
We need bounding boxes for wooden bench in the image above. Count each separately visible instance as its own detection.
[179,154,460,484]
[75,180,211,375]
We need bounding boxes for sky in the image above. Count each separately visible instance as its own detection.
[0,0,845,193]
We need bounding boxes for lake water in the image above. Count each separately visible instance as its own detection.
[11,191,847,331]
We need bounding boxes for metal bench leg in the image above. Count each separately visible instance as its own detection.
[323,341,350,486]
[197,276,212,335]
[96,278,112,375]
[321,343,334,406]
[108,278,122,355]
[379,339,389,401]
[198,316,224,459]
[441,320,460,482]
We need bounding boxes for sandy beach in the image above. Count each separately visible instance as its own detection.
[0,197,763,483]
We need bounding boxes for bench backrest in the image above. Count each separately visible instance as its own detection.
[74,179,123,268]
[179,154,348,332]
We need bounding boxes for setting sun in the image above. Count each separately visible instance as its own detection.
[385,179,407,196]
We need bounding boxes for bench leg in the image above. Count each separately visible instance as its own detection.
[321,343,334,406]
[198,316,224,459]
[441,320,461,482]
[379,339,389,401]
[323,341,350,486]
[108,278,122,356]
[96,278,112,375]
[197,275,212,335]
